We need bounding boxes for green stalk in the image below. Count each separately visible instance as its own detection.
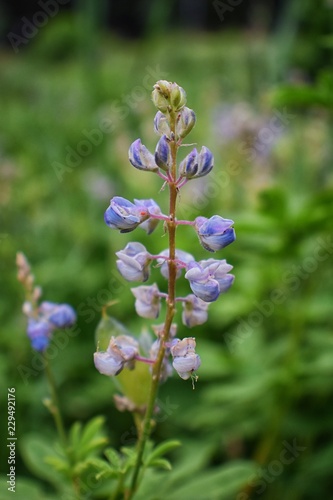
[43,353,67,449]
[128,111,178,499]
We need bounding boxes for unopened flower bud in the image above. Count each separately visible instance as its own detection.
[152,81,186,112]
[154,111,171,137]
[176,107,196,140]
[179,146,214,180]
[169,84,186,111]
[129,139,158,172]
[155,135,171,172]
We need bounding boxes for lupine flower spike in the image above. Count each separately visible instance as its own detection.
[96,80,236,385]
[16,252,76,352]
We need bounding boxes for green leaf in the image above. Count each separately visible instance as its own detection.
[147,458,172,471]
[170,460,257,499]
[68,421,82,450]
[145,440,181,466]
[104,447,122,470]
[80,416,106,449]
[19,434,67,490]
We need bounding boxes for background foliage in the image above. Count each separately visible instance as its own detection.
[1,1,333,498]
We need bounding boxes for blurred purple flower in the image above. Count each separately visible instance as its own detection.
[27,318,53,352]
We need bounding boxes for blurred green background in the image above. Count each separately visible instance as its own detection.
[1,0,333,498]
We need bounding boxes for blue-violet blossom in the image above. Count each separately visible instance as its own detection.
[195,215,235,252]
[116,242,152,282]
[131,284,161,319]
[94,335,139,376]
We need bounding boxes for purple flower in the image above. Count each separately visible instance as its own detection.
[195,215,235,252]
[157,249,195,279]
[179,146,213,179]
[155,135,171,172]
[154,111,171,137]
[116,242,152,282]
[176,107,196,140]
[94,335,139,376]
[131,284,161,319]
[200,259,235,293]
[184,259,234,302]
[27,318,53,352]
[41,302,76,328]
[182,294,209,328]
[104,196,149,233]
[129,139,158,172]
[171,337,201,380]
[134,199,162,235]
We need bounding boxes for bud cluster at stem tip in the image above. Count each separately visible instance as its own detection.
[95,80,236,383]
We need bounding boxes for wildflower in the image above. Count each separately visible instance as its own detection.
[27,318,53,352]
[94,335,139,376]
[104,196,149,233]
[176,107,196,140]
[129,139,158,172]
[200,259,235,293]
[184,259,234,302]
[116,242,152,282]
[195,215,235,252]
[171,337,201,380]
[182,294,209,328]
[155,135,171,171]
[40,301,76,328]
[154,111,171,137]
[152,80,187,112]
[131,284,161,319]
[134,199,162,235]
[179,146,213,180]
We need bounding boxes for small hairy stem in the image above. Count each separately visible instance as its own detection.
[128,111,179,498]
